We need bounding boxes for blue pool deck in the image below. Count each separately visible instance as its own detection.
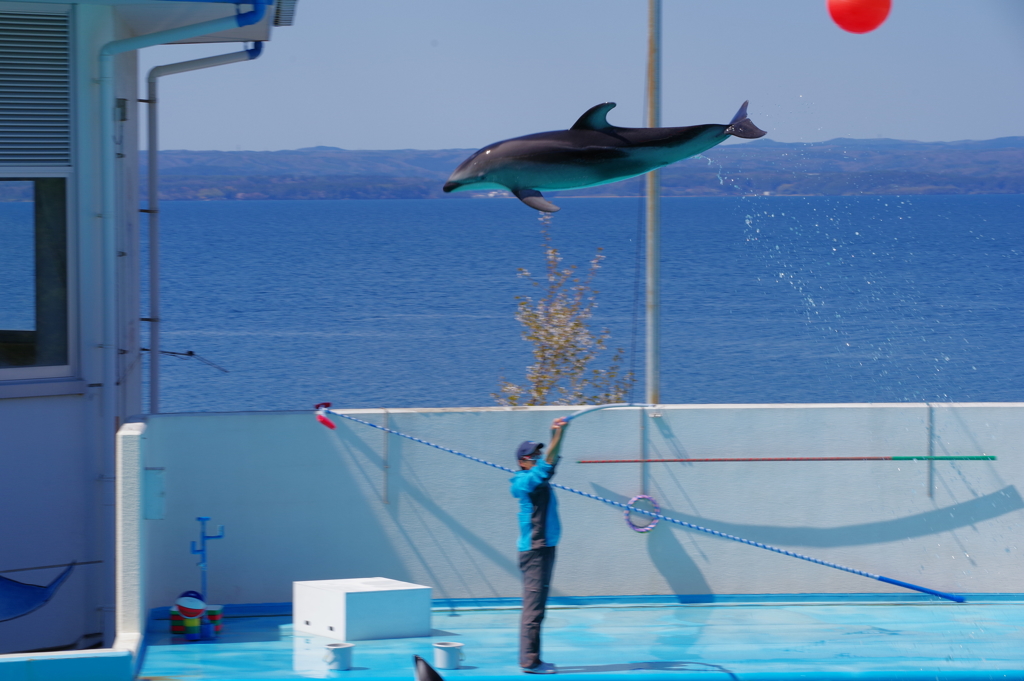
[139,596,1024,681]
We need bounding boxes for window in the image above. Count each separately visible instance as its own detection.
[0,177,68,371]
[1,8,73,381]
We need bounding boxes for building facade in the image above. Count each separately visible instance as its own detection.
[0,0,292,654]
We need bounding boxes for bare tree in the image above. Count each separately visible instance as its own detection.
[495,219,633,406]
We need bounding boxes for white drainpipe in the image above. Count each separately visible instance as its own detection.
[144,43,263,413]
[98,1,267,645]
[99,5,267,440]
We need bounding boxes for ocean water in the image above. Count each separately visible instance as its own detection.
[145,195,1023,412]
[4,195,1022,411]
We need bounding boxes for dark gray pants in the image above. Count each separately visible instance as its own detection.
[519,546,556,669]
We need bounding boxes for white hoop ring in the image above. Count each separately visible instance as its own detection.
[624,495,660,533]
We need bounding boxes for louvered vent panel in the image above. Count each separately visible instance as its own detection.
[0,11,71,166]
[274,0,297,27]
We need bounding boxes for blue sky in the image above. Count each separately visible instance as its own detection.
[139,0,1024,151]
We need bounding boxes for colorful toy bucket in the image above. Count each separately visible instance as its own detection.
[206,605,224,633]
[184,616,202,640]
[170,606,185,634]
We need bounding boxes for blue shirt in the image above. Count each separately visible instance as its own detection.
[510,460,560,552]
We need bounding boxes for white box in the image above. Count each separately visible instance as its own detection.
[293,577,432,641]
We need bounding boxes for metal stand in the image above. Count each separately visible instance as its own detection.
[191,516,224,600]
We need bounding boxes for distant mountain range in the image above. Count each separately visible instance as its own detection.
[3,138,1019,202]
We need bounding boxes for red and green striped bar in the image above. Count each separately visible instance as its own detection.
[577,456,996,463]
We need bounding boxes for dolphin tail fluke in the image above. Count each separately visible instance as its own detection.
[725,100,767,139]
[513,188,560,213]
[414,655,446,681]
[729,101,751,125]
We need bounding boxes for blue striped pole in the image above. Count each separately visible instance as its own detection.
[321,408,965,603]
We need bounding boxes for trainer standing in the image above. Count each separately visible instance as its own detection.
[510,416,568,674]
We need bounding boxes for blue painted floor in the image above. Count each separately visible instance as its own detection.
[139,598,1024,681]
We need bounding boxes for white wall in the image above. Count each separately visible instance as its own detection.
[130,404,1024,610]
[0,394,99,654]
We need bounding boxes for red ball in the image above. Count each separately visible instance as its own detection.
[827,0,891,34]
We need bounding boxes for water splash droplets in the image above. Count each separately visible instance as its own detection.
[739,197,990,402]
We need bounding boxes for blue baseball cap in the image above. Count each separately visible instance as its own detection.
[516,441,544,461]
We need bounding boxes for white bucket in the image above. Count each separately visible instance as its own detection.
[323,642,355,671]
[433,641,465,670]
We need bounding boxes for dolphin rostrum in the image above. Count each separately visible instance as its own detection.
[443,101,766,212]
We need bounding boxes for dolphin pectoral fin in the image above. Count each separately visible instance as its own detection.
[570,102,617,131]
[513,188,560,213]
[725,101,767,139]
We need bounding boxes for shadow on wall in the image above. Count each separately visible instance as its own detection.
[399,464,519,584]
[318,421,413,580]
[212,422,414,592]
[651,417,690,460]
[331,419,518,599]
[646,525,712,595]
[592,484,1024,548]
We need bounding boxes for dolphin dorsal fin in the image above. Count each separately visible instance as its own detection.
[571,102,617,131]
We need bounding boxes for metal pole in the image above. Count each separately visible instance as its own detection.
[645,0,662,405]
[927,403,934,498]
[142,45,262,414]
[146,77,160,413]
[640,406,647,495]
[382,408,390,504]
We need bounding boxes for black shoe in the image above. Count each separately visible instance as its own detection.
[523,662,556,674]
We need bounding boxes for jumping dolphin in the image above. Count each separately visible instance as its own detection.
[443,101,766,212]
[0,562,75,622]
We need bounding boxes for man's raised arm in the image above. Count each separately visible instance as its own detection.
[545,417,568,466]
